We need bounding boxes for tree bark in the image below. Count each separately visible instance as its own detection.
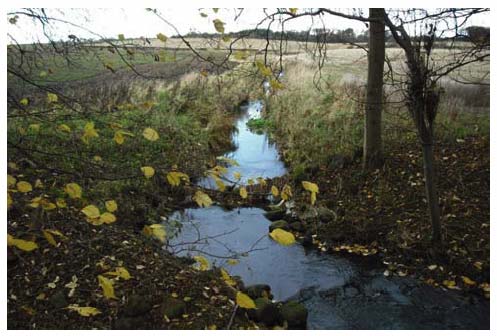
[363,8,385,169]
[422,143,442,243]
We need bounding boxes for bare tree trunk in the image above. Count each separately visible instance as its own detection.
[422,143,442,243]
[363,8,385,169]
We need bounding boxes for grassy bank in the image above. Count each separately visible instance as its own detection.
[265,59,490,295]
[7,50,263,329]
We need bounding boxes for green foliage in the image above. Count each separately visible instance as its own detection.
[246,118,274,134]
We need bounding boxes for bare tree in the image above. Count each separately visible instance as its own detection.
[383,8,490,244]
[363,8,385,169]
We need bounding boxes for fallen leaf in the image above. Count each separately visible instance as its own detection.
[17,181,32,193]
[98,275,117,299]
[105,200,118,213]
[81,205,100,219]
[7,234,38,252]
[143,127,159,141]
[269,228,296,246]
[66,305,101,317]
[65,183,82,199]
[141,166,155,178]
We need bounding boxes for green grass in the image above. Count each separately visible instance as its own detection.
[266,60,490,173]
[246,117,274,134]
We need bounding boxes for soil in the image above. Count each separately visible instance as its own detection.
[285,135,490,297]
[7,218,261,330]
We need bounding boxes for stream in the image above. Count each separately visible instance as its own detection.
[165,101,489,329]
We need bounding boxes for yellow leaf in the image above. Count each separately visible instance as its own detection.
[256,61,272,77]
[7,192,13,209]
[193,190,213,207]
[239,187,248,199]
[114,131,125,145]
[233,172,241,180]
[105,267,131,280]
[81,205,100,219]
[141,166,155,178]
[310,191,317,205]
[28,196,42,208]
[269,228,296,246]
[143,224,167,243]
[93,155,102,162]
[473,261,483,270]
[236,291,256,309]
[271,185,279,197]
[143,127,159,141]
[256,177,267,186]
[45,229,67,239]
[58,124,71,132]
[209,165,228,177]
[17,181,32,193]
[7,234,38,251]
[40,199,56,211]
[220,268,236,286]
[34,179,43,188]
[8,162,18,170]
[193,255,210,271]
[270,79,284,91]
[227,259,239,265]
[461,276,476,286]
[105,200,117,213]
[47,92,58,103]
[98,275,117,299]
[56,198,67,208]
[7,174,16,187]
[213,19,225,34]
[86,217,104,226]
[442,280,458,289]
[289,8,298,14]
[281,184,292,200]
[81,122,99,144]
[43,230,57,247]
[302,181,319,205]
[66,305,101,317]
[302,181,319,193]
[20,98,29,106]
[157,33,168,42]
[64,183,82,199]
[100,212,116,224]
[215,178,226,192]
[167,171,189,186]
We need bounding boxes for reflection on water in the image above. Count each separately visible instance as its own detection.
[167,206,355,301]
[198,101,286,188]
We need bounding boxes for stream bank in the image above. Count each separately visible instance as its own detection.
[164,101,490,329]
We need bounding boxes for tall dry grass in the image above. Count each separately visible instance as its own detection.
[267,57,489,172]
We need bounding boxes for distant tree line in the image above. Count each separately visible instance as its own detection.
[174,26,489,46]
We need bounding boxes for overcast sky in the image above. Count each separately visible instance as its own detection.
[7,8,490,44]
